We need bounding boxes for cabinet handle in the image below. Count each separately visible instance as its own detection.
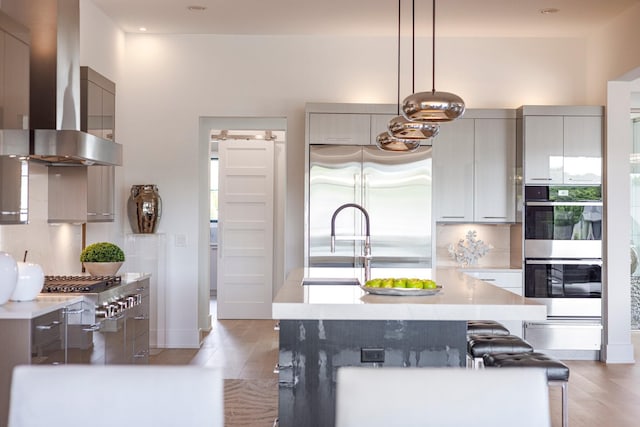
[134,350,149,358]
[1,211,21,215]
[63,308,85,315]
[481,278,496,281]
[441,216,465,219]
[134,315,149,320]
[36,320,61,330]
[567,178,594,182]
[136,287,146,292]
[530,178,553,181]
[87,213,98,216]
[274,363,292,374]
[482,216,507,219]
[83,324,101,332]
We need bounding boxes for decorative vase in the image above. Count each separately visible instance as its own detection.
[632,244,639,275]
[127,184,162,233]
[0,252,19,305]
[83,262,123,276]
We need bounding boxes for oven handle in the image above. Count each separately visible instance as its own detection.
[524,321,602,328]
[524,201,602,207]
[525,259,602,266]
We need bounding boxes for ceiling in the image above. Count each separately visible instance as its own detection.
[90,0,640,38]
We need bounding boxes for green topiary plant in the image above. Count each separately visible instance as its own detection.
[80,242,125,263]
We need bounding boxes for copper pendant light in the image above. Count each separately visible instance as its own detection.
[377,0,438,152]
[401,0,465,123]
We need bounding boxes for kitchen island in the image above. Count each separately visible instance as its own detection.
[273,267,545,427]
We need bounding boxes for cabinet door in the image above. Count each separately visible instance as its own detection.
[474,119,515,222]
[309,113,371,145]
[3,33,29,129]
[86,81,103,137]
[87,165,115,222]
[0,31,5,128]
[524,116,564,184]
[48,166,88,223]
[563,116,602,185]
[102,89,115,140]
[433,119,474,222]
[0,157,28,224]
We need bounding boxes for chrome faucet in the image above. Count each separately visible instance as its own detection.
[330,203,372,282]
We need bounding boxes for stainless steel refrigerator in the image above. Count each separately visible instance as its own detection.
[306,145,432,268]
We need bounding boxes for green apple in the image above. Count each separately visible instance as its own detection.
[393,278,407,288]
[381,278,394,288]
[422,279,437,289]
[406,278,423,289]
[365,279,382,288]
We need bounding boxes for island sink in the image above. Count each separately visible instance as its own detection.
[301,277,361,286]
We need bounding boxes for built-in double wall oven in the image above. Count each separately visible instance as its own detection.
[522,185,603,359]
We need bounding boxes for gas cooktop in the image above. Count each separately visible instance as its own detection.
[43,275,122,293]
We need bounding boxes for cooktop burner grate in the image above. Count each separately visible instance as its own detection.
[43,275,122,293]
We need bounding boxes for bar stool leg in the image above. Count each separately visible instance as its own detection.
[550,380,568,427]
[562,381,568,427]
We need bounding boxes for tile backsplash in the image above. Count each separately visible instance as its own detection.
[436,223,520,268]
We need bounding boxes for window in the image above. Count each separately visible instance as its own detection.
[210,157,219,222]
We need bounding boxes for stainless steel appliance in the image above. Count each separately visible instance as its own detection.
[524,185,602,258]
[523,185,603,359]
[306,145,432,268]
[42,275,150,365]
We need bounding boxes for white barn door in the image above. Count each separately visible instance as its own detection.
[217,139,274,319]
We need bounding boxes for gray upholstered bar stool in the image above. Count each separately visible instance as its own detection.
[483,352,570,427]
[467,320,510,336]
[467,334,533,368]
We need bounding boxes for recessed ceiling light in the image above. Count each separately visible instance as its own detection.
[139,27,147,32]
[539,8,560,15]
[187,5,207,12]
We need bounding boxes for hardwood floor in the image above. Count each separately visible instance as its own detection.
[150,299,640,427]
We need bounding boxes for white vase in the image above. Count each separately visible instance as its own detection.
[10,262,45,302]
[0,252,19,305]
[83,262,123,276]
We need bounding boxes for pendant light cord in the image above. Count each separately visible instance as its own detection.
[432,0,436,93]
[412,0,415,94]
[397,0,401,116]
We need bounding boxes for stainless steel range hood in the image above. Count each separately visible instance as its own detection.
[1,0,122,166]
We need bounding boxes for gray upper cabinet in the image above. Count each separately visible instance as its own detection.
[2,31,29,129]
[308,113,371,145]
[81,67,116,222]
[433,118,475,222]
[0,12,30,224]
[86,165,115,222]
[520,106,603,185]
[433,110,516,223]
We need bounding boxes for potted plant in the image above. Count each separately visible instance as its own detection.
[80,242,125,276]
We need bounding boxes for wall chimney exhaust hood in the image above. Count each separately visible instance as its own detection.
[1,0,122,166]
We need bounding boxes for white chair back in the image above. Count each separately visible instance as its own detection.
[336,366,551,427]
[8,365,223,427]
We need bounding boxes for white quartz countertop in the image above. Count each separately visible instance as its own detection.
[272,267,545,321]
[0,273,151,320]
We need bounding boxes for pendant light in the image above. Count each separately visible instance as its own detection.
[376,0,439,152]
[402,0,465,122]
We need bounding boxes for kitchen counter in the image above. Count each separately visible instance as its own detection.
[274,267,543,427]
[273,267,544,321]
[0,273,151,320]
